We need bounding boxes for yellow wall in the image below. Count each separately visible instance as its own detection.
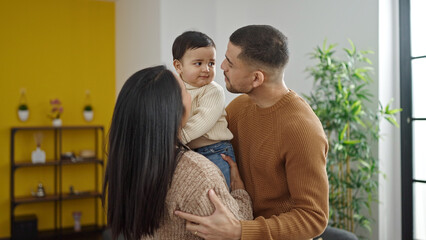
[0,0,115,237]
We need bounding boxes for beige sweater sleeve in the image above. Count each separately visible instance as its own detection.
[176,151,253,221]
[181,83,226,144]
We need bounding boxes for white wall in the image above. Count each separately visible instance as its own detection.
[115,0,161,95]
[378,0,401,239]
[159,0,379,106]
[115,1,401,239]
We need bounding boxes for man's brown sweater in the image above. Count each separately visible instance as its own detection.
[226,90,329,240]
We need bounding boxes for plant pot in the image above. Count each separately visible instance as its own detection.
[52,118,62,127]
[83,110,94,122]
[18,110,29,122]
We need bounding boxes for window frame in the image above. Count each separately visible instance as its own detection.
[400,0,426,239]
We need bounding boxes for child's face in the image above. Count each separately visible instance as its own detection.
[174,46,216,88]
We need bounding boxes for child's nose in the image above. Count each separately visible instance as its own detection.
[202,64,210,72]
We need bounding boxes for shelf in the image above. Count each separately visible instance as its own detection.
[13,191,102,205]
[61,158,103,165]
[12,125,104,131]
[62,191,102,201]
[10,125,106,238]
[13,161,58,168]
[13,158,104,169]
[13,194,59,205]
[38,224,105,240]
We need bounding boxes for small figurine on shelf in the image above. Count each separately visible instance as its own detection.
[83,90,94,122]
[17,88,29,122]
[31,132,46,164]
[69,185,76,195]
[48,98,63,126]
[31,182,46,198]
[72,211,82,232]
[80,149,95,159]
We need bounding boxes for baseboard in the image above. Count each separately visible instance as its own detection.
[0,237,10,240]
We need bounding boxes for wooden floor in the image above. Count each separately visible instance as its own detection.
[0,233,103,240]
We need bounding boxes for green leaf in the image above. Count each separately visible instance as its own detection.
[362,57,373,65]
[360,50,374,55]
[343,140,361,145]
[348,38,355,53]
[344,48,352,56]
[359,160,371,169]
[351,100,362,112]
[387,108,403,115]
[354,72,366,82]
[339,123,348,141]
[352,104,362,116]
[385,116,400,128]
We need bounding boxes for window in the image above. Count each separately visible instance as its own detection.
[400,0,426,239]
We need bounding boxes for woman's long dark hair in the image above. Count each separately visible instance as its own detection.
[102,65,186,240]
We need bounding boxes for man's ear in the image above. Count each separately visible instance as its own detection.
[252,70,265,88]
[173,59,183,74]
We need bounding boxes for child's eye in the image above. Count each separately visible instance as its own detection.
[194,62,202,66]
[208,62,215,67]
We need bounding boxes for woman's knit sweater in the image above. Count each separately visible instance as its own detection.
[142,150,253,239]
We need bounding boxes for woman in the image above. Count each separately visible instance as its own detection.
[103,65,252,240]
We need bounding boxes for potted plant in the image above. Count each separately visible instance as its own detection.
[83,104,93,122]
[17,89,29,122]
[18,103,29,122]
[49,98,63,126]
[83,90,93,122]
[304,40,401,239]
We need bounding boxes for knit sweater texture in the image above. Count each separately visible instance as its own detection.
[226,90,329,240]
[182,81,234,149]
[141,150,253,240]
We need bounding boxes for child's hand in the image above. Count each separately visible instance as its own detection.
[221,154,245,190]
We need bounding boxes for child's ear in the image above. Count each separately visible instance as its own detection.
[173,59,183,74]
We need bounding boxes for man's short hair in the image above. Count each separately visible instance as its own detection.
[230,25,289,69]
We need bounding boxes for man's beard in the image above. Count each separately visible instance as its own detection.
[225,73,253,94]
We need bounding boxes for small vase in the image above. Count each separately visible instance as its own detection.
[18,110,29,122]
[31,147,46,164]
[72,211,82,232]
[52,118,62,127]
[83,110,94,122]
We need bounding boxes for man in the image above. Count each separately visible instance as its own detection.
[175,25,329,240]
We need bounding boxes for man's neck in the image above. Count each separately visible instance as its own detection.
[248,80,289,108]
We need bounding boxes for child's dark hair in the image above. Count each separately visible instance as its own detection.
[172,31,216,60]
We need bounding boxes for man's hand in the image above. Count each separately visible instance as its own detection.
[221,154,245,190]
[175,189,242,240]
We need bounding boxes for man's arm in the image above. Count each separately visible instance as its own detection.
[175,154,251,240]
[175,129,329,240]
[175,189,243,240]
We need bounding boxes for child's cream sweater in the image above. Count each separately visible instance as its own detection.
[181,81,233,149]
